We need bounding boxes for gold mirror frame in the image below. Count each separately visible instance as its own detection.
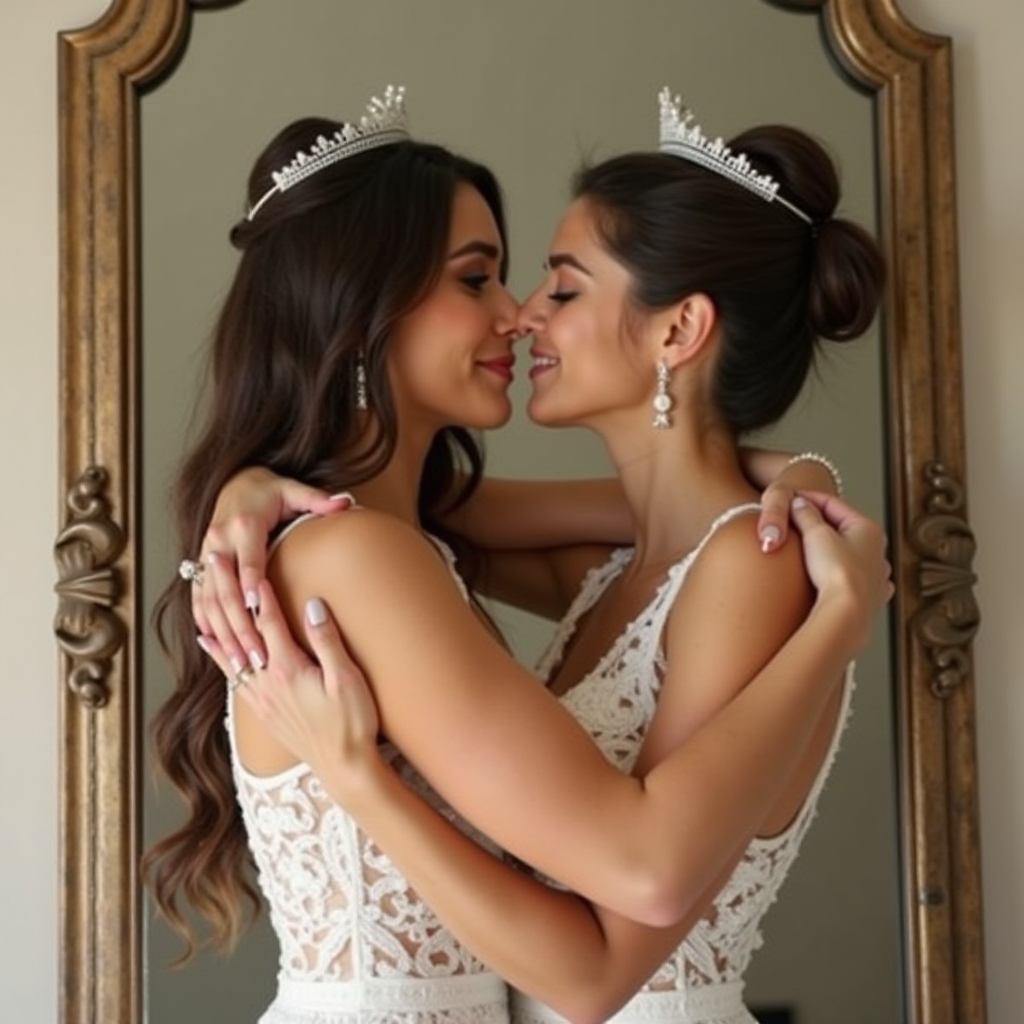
[55,0,983,1021]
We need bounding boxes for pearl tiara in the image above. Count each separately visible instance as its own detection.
[657,88,813,226]
[246,85,410,221]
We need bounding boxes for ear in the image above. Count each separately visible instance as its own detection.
[657,293,719,371]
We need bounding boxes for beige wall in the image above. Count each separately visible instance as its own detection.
[1,0,1020,1020]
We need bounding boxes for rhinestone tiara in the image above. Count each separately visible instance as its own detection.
[657,88,812,226]
[246,85,410,221]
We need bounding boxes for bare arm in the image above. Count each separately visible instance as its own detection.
[440,475,631,621]
[229,494,887,927]
[446,450,840,553]
[192,453,840,668]
[238,507,825,1019]
[442,452,840,614]
[442,475,634,551]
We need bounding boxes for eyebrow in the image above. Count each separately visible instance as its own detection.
[547,253,593,276]
[448,240,502,261]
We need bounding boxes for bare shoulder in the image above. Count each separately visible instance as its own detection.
[273,507,425,565]
[268,508,464,612]
[688,511,809,599]
[665,510,814,657]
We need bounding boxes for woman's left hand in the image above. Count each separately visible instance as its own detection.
[194,469,353,677]
[206,580,382,780]
[790,490,894,651]
[739,448,843,554]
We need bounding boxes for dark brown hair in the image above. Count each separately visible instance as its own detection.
[575,125,885,433]
[142,119,507,960]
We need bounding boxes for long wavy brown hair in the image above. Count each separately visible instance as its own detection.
[141,119,508,961]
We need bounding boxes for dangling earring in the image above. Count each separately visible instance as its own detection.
[355,352,368,411]
[652,359,673,429]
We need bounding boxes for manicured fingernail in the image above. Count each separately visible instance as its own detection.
[245,589,259,612]
[230,655,247,675]
[196,635,212,656]
[249,649,266,670]
[792,496,808,510]
[306,597,327,626]
[759,524,781,553]
[331,491,355,503]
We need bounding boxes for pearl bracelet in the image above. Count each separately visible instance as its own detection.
[785,452,844,497]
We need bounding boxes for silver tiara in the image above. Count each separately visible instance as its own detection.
[657,88,812,226]
[246,85,410,221]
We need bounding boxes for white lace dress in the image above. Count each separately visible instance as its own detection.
[512,504,855,1024]
[227,532,509,1024]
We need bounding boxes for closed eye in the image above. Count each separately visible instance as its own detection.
[462,274,491,292]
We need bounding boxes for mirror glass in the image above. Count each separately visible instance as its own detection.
[141,1,901,1020]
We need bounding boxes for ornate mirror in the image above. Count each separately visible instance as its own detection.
[56,1,983,1021]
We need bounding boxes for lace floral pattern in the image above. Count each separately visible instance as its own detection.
[233,743,502,984]
[520,504,855,1020]
[229,527,508,1023]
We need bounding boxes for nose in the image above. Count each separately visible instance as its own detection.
[493,285,524,341]
[516,285,547,337]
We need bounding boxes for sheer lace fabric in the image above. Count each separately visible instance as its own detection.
[515,504,855,1024]
[228,528,508,1024]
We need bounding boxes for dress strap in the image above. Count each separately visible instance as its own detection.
[535,547,632,682]
[648,502,762,634]
[269,507,469,605]
[425,534,471,603]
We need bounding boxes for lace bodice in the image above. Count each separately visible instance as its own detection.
[516,504,855,1024]
[228,526,508,1024]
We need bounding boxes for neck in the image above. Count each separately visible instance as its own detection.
[344,415,442,527]
[594,409,756,568]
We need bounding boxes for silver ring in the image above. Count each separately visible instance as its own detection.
[228,667,254,692]
[178,558,206,587]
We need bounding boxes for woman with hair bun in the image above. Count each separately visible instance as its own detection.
[151,86,890,1024]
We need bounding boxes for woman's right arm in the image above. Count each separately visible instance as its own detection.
[446,450,843,555]
[235,576,769,1021]
[195,455,842,664]
[250,493,888,927]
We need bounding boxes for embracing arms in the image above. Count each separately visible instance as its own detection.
[194,450,840,664]
[230,494,872,1019]
[216,490,888,931]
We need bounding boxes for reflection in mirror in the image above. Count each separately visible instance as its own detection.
[140,2,898,1022]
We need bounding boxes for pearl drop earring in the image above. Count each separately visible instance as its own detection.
[652,360,673,429]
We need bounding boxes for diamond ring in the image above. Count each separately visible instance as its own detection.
[228,666,254,692]
[178,558,206,587]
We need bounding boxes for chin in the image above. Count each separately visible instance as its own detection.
[526,395,571,429]
[471,399,513,430]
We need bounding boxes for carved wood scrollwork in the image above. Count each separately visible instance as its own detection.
[54,466,127,708]
[911,462,979,697]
